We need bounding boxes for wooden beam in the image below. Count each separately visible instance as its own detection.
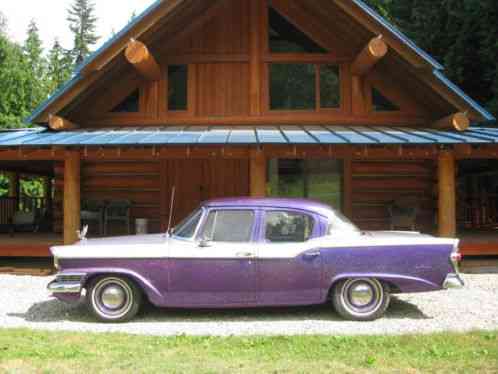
[351,35,388,76]
[49,115,79,131]
[6,172,18,198]
[432,112,470,132]
[63,151,81,245]
[438,150,456,238]
[125,39,162,81]
[250,149,267,197]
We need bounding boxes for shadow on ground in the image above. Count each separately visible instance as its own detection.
[9,296,429,324]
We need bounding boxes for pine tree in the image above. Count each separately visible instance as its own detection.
[67,0,99,66]
[47,39,73,92]
[23,20,48,113]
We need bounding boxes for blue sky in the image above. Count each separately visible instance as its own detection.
[2,0,156,50]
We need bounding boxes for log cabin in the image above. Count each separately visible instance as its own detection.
[0,0,497,258]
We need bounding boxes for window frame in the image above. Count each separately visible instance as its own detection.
[260,208,319,244]
[160,64,195,116]
[196,208,258,244]
[263,62,346,114]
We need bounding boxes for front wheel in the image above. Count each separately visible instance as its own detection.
[332,278,390,321]
[87,276,142,323]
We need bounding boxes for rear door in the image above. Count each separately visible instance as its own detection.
[257,210,323,306]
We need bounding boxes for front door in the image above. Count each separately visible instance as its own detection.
[168,209,257,306]
[257,210,323,306]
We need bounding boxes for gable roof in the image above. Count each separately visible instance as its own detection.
[27,0,495,125]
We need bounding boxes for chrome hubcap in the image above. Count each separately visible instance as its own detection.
[349,283,374,307]
[101,285,126,310]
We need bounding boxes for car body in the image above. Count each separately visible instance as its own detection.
[48,198,463,322]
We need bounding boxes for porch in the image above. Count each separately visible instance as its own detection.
[1,126,498,258]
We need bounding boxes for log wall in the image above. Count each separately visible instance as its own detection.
[351,160,436,232]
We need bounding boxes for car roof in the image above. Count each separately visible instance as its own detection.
[203,197,335,217]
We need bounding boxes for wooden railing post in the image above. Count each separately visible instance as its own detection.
[438,150,456,238]
[250,149,267,197]
[64,150,81,244]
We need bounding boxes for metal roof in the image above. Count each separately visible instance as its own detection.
[26,0,495,125]
[2,126,498,147]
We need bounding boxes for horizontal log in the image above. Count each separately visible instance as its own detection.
[83,161,160,175]
[125,39,161,81]
[352,177,433,191]
[82,175,160,190]
[351,35,388,76]
[352,161,434,176]
[83,190,161,205]
[49,115,79,131]
[432,112,470,132]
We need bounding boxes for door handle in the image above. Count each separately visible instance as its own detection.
[303,250,321,259]
[236,252,255,258]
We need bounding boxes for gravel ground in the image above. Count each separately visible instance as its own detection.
[0,274,497,337]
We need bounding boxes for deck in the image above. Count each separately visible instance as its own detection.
[0,233,63,257]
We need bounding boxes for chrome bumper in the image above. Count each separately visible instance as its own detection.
[47,280,83,294]
[443,273,465,289]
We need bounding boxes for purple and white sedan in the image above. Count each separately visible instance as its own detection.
[48,198,463,322]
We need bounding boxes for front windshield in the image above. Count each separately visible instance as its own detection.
[327,208,360,233]
[172,209,203,239]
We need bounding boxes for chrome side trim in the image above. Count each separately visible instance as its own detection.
[443,274,464,289]
[47,280,83,294]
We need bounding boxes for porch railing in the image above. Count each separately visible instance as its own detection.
[0,197,49,225]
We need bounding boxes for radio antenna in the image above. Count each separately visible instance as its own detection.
[166,186,176,235]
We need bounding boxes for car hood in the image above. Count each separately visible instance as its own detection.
[51,234,169,259]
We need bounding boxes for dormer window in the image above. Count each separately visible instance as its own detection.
[111,90,139,113]
[372,88,400,112]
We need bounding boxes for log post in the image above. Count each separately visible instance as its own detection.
[250,149,267,197]
[49,115,79,131]
[64,150,81,244]
[125,39,161,81]
[432,112,470,132]
[7,172,18,198]
[351,35,388,76]
[438,150,456,238]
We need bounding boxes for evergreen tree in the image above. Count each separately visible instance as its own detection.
[47,39,73,92]
[67,0,99,66]
[23,20,48,111]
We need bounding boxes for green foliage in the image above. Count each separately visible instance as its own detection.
[0,173,8,196]
[67,0,99,65]
[364,0,498,118]
[48,39,73,92]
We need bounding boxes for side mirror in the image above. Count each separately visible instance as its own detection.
[198,240,212,248]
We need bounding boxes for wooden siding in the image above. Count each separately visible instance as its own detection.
[53,159,249,235]
[351,160,436,231]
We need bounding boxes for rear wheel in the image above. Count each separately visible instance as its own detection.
[332,278,390,321]
[87,276,142,323]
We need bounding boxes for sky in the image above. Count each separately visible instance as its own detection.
[1,0,157,50]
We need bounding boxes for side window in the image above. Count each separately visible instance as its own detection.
[200,210,254,243]
[173,209,203,239]
[265,211,314,243]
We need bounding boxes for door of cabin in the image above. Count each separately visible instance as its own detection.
[160,159,250,228]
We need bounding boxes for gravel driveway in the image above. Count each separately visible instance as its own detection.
[0,274,497,336]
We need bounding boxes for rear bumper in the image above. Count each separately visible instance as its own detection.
[443,273,465,289]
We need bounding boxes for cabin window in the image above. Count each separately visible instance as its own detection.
[264,211,314,243]
[372,88,399,112]
[111,90,139,113]
[320,65,341,108]
[168,65,188,111]
[270,64,316,110]
[269,64,341,111]
[268,7,327,54]
[268,159,343,210]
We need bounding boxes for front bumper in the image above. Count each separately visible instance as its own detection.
[47,280,83,294]
[443,273,465,289]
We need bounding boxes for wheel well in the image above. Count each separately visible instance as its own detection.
[327,277,398,300]
[84,273,147,300]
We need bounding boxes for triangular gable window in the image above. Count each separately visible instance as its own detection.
[372,88,399,112]
[269,7,328,54]
[111,90,140,113]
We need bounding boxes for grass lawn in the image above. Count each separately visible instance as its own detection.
[0,329,497,373]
